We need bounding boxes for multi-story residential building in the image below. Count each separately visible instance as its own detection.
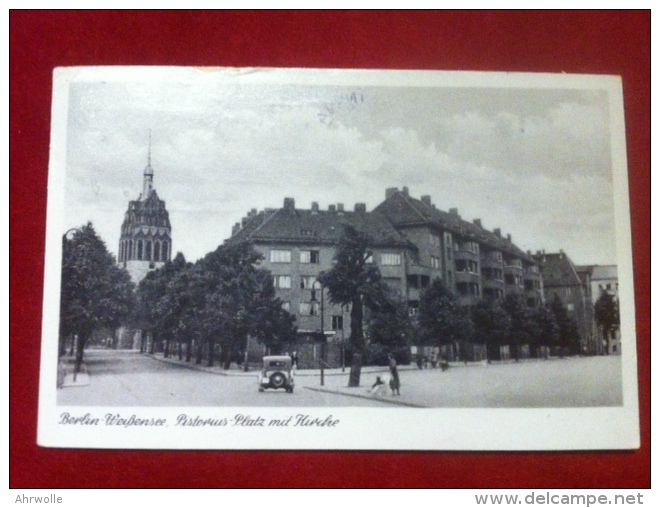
[226,197,416,367]
[536,251,595,355]
[373,187,545,310]
[227,187,548,366]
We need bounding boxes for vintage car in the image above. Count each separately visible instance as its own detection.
[258,355,295,393]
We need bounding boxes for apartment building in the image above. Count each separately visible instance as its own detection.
[226,188,549,365]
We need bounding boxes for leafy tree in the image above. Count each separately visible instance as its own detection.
[529,305,559,357]
[319,225,392,386]
[197,241,296,368]
[502,293,531,361]
[594,290,620,355]
[136,252,189,355]
[365,297,414,364]
[59,223,135,375]
[418,279,459,346]
[548,294,580,357]
[472,298,511,362]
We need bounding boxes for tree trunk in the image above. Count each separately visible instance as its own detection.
[164,339,170,358]
[348,352,362,387]
[178,342,183,360]
[186,338,193,362]
[347,295,364,387]
[207,337,215,367]
[195,338,203,365]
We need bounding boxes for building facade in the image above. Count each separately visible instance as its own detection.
[585,264,620,355]
[536,251,596,355]
[115,152,172,349]
[228,187,549,365]
[118,153,172,285]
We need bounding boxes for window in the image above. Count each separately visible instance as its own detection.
[273,275,291,289]
[567,303,574,311]
[300,276,316,289]
[381,253,401,266]
[332,315,343,330]
[431,256,440,269]
[364,253,374,264]
[300,250,320,264]
[281,302,290,312]
[299,302,320,316]
[270,250,291,263]
[408,301,419,316]
[429,233,441,246]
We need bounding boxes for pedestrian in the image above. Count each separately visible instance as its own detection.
[369,375,388,397]
[291,351,298,371]
[430,350,438,368]
[388,354,400,395]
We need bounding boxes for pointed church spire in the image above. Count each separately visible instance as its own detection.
[142,131,154,200]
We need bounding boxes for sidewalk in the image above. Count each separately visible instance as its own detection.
[146,352,444,407]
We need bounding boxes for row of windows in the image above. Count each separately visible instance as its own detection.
[119,238,169,263]
[279,301,344,329]
[270,249,401,266]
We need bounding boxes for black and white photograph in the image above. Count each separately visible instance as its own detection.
[38,67,639,450]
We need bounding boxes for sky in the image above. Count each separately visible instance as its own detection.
[59,69,622,266]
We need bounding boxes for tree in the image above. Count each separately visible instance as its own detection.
[319,225,392,386]
[472,298,511,362]
[136,252,189,355]
[549,294,580,357]
[502,293,531,361]
[365,296,414,365]
[594,290,620,355]
[418,279,474,361]
[60,223,135,375]
[197,241,297,369]
[529,305,559,357]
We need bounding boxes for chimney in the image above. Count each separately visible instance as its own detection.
[283,197,295,211]
[232,223,240,235]
[421,195,432,206]
[329,204,336,212]
[402,186,409,196]
[311,202,319,214]
[386,187,398,199]
[473,218,482,228]
[241,217,248,227]
[449,208,459,216]
[507,234,512,242]
[337,203,344,212]
[527,250,531,256]
[494,228,501,237]
[354,203,366,213]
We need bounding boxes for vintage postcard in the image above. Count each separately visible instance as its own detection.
[38,67,639,450]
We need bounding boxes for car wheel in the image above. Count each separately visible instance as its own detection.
[270,372,286,388]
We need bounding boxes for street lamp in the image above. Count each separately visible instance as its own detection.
[313,279,325,386]
[61,228,82,381]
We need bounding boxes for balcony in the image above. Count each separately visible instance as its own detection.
[483,278,505,290]
[454,249,480,262]
[455,271,480,284]
[481,257,504,269]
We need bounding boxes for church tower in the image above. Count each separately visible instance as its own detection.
[118,141,172,285]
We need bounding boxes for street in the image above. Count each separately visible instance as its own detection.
[57,350,623,408]
[56,350,389,407]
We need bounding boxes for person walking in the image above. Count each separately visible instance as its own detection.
[388,353,401,395]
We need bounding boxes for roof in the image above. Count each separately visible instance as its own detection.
[537,252,582,287]
[227,200,415,250]
[373,189,533,261]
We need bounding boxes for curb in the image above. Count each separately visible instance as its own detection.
[304,386,426,408]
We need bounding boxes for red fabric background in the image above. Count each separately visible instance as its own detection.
[10,10,650,488]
